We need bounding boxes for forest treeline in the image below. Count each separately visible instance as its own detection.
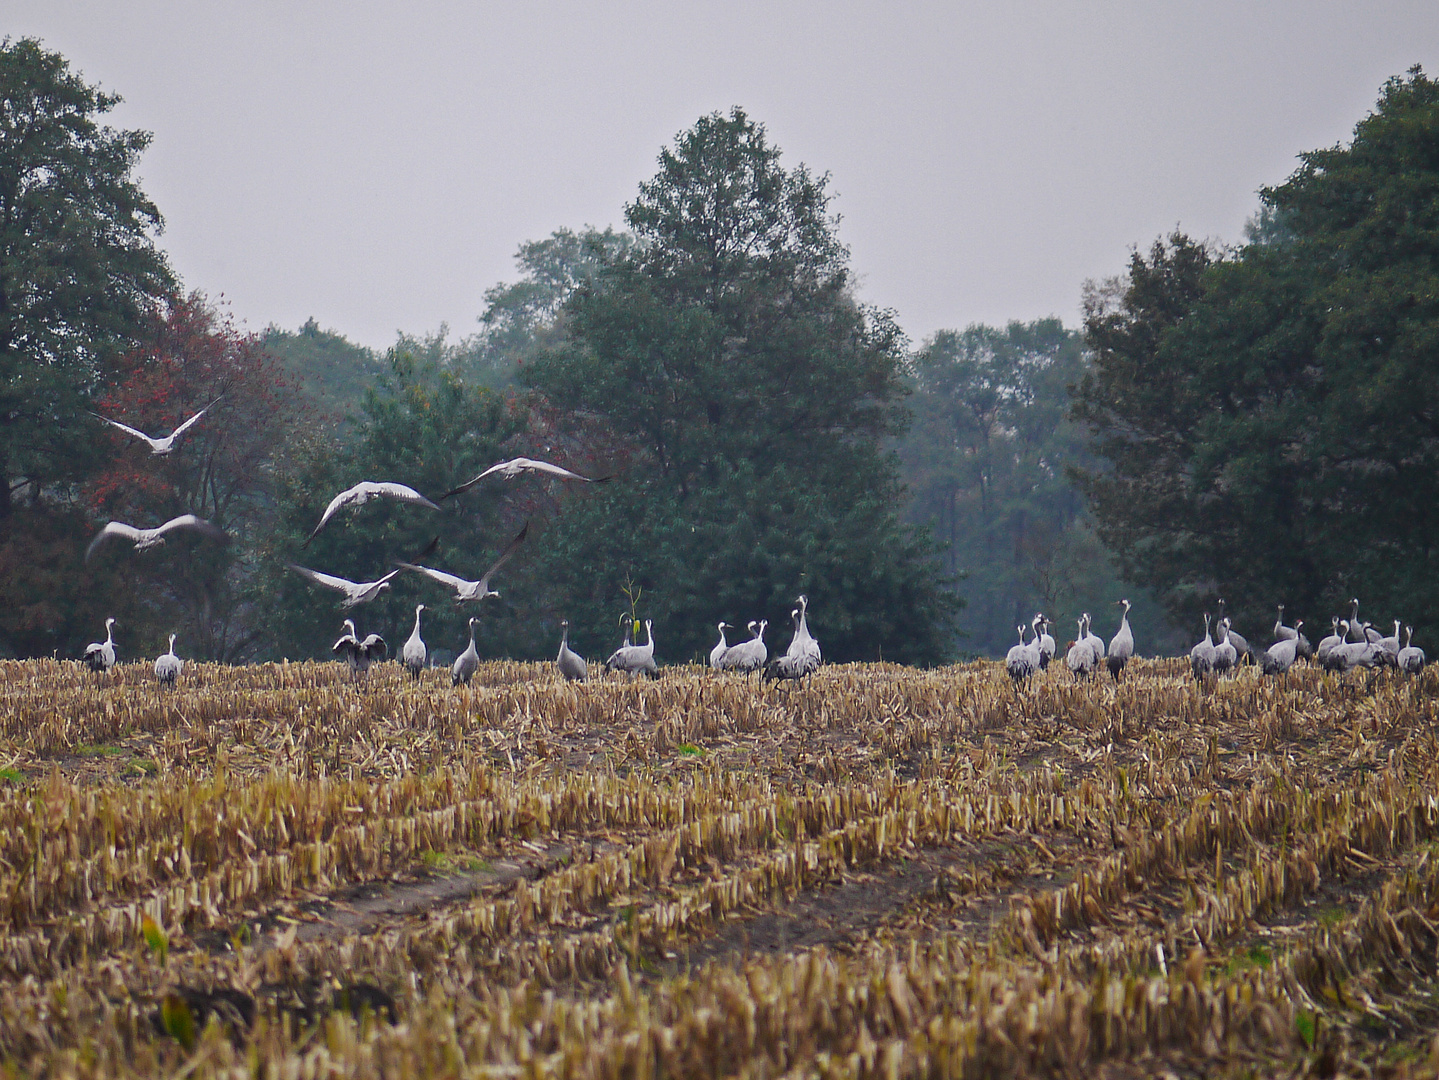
[2,36,1434,662]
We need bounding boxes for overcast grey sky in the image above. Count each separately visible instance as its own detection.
[10,2,1439,351]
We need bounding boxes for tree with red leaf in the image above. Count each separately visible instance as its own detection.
[84,292,308,660]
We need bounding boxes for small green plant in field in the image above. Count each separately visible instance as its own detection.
[128,758,158,776]
[160,994,196,1050]
[77,744,125,757]
[140,914,168,966]
[1317,905,1348,927]
[1295,1009,1317,1049]
[420,849,444,869]
[678,743,704,757]
[0,767,22,784]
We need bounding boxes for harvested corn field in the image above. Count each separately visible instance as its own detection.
[0,658,1438,1077]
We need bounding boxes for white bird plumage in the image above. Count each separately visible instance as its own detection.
[154,633,183,685]
[398,522,529,604]
[86,514,227,562]
[709,622,732,671]
[439,458,609,500]
[90,398,220,455]
[304,482,439,546]
[84,617,117,673]
[1398,626,1425,674]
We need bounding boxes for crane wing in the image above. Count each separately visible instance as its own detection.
[395,563,472,591]
[90,414,159,447]
[167,397,221,440]
[85,522,143,562]
[302,487,358,546]
[155,514,228,542]
[438,458,607,499]
[288,564,360,593]
[475,521,530,593]
[361,481,441,509]
[510,458,607,482]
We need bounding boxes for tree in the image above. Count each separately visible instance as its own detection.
[84,293,307,660]
[474,227,635,388]
[1072,68,1439,639]
[524,109,957,664]
[261,318,385,422]
[260,347,531,662]
[900,319,1180,656]
[0,38,173,656]
[0,37,173,515]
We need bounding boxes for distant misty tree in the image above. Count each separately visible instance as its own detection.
[899,319,1179,657]
[1072,67,1439,642]
[261,318,385,421]
[523,108,957,664]
[470,227,635,388]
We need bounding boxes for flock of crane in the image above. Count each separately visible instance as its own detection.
[73,400,1427,694]
[78,400,825,688]
[1005,596,1426,691]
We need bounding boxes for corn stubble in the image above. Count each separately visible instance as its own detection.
[0,658,1436,1075]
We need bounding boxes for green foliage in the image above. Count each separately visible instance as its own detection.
[523,109,958,664]
[1073,68,1439,641]
[261,318,385,421]
[900,319,1181,656]
[0,37,174,507]
[475,227,635,388]
[261,348,527,661]
[0,38,174,656]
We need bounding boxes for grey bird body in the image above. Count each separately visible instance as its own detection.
[291,565,402,607]
[556,620,587,681]
[440,458,609,500]
[1261,619,1302,676]
[1005,619,1042,689]
[452,618,480,685]
[765,599,822,684]
[720,620,767,675]
[332,620,386,676]
[86,514,226,562]
[304,482,439,545]
[1398,626,1425,674]
[402,604,427,679]
[398,522,528,604]
[1107,599,1133,680]
[84,618,117,673]
[606,619,657,679]
[1189,614,1215,681]
[1067,616,1095,679]
[709,623,732,670]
